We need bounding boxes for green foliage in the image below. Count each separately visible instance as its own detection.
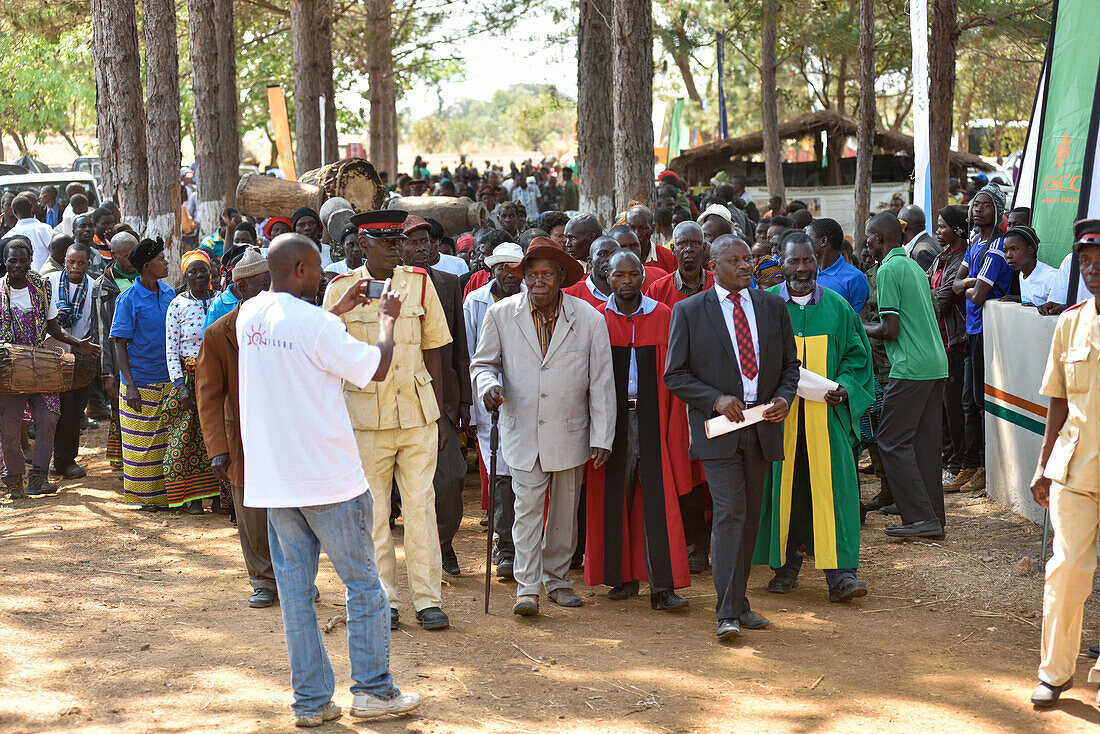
[403,84,577,154]
[0,21,94,152]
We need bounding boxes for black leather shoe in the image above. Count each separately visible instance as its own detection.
[878,503,901,516]
[441,548,460,576]
[415,606,450,630]
[739,609,770,629]
[650,590,688,611]
[687,551,709,574]
[496,558,515,580]
[248,588,277,608]
[884,519,945,539]
[828,577,868,603]
[1088,643,1099,659]
[716,619,742,640]
[608,580,640,600]
[767,574,798,594]
[480,512,489,528]
[390,608,399,630]
[1030,679,1071,706]
[861,489,893,512]
[52,463,87,480]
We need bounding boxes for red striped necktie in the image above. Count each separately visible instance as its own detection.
[727,292,758,380]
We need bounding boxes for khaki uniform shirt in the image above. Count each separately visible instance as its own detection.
[322,265,452,430]
[1040,297,1100,490]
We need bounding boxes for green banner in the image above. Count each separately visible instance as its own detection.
[1031,0,1100,266]
[667,98,685,165]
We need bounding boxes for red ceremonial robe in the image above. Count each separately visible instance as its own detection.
[585,299,691,590]
[462,269,490,300]
[644,268,715,489]
[563,277,609,309]
[648,244,678,274]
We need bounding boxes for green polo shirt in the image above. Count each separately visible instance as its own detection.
[876,247,948,381]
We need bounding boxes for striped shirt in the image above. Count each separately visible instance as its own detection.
[530,296,561,355]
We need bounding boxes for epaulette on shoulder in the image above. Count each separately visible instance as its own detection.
[409,266,429,277]
[329,272,352,284]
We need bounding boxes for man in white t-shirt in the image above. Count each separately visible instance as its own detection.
[237,234,422,727]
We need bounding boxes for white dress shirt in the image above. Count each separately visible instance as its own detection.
[9,217,55,271]
[713,283,760,403]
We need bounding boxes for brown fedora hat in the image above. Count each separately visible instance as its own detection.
[506,236,584,287]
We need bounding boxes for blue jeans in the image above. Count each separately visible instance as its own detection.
[267,491,400,715]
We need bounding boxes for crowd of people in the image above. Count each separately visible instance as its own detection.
[1,159,1097,724]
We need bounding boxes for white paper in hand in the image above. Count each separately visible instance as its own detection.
[796,367,839,403]
[705,404,770,439]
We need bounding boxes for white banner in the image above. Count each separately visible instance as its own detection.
[910,0,932,233]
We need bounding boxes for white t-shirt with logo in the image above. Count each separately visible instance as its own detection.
[237,290,380,509]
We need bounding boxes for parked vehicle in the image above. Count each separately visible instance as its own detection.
[72,156,102,184]
[0,171,101,208]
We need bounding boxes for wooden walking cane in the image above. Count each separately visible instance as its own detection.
[484,408,500,613]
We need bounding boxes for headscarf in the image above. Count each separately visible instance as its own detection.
[181,248,210,274]
[938,205,969,239]
[263,216,292,240]
[754,255,782,285]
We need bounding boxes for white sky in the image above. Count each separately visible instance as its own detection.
[398,9,578,118]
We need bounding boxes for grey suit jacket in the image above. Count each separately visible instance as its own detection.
[663,287,800,461]
[470,292,616,473]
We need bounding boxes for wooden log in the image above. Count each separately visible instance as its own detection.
[385,196,488,238]
[235,174,324,219]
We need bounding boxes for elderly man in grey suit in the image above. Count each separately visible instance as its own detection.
[665,234,801,641]
[471,237,616,617]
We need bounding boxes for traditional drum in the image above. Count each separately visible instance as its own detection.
[235,174,325,220]
[384,196,488,238]
[69,351,100,391]
[298,158,385,212]
[0,343,75,394]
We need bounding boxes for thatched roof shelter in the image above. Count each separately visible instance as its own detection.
[668,109,995,184]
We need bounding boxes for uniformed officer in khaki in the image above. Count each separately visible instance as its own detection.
[1029,218,1100,708]
[322,210,453,631]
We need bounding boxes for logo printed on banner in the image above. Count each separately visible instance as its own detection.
[1055,131,1072,170]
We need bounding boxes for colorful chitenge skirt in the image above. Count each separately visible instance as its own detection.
[162,357,219,506]
[119,382,172,507]
[107,406,123,466]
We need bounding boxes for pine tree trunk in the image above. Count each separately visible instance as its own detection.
[367,0,398,177]
[290,0,322,174]
[929,0,958,215]
[91,0,148,228]
[612,0,654,213]
[216,0,239,206]
[318,0,339,164]
[142,0,182,280]
[760,0,785,202]
[854,0,876,248]
[577,0,615,226]
[188,0,224,237]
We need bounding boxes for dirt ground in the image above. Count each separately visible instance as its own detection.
[2,427,1099,734]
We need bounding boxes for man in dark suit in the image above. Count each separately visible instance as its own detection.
[665,234,800,641]
[401,216,472,576]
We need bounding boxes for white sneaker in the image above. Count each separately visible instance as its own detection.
[350,691,423,720]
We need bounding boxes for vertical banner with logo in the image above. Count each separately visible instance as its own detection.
[910,0,931,232]
[716,32,728,140]
[1025,0,1100,268]
[267,84,297,181]
[667,98,685,165]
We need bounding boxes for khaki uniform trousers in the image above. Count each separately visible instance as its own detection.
[356,423,441,612]
[1040,478,1100,686]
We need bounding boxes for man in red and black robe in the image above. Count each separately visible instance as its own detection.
[586,250,691,610]
[644,220,715,574]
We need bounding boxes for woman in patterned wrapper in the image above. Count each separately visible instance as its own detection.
[164,250,223,514]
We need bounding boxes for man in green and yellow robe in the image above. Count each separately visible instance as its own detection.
[754,235,875,603]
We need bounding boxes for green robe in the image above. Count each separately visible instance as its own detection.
[753,286,875,570]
